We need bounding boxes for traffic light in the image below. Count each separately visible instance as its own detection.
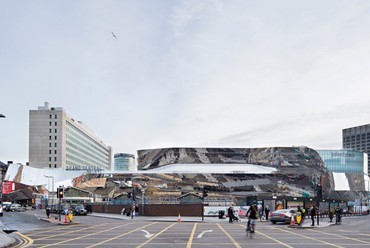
[202,188,208,198]
[57,187,64,198]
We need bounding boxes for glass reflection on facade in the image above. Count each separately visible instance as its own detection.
[317,149,367,174]
[114,153,136,171]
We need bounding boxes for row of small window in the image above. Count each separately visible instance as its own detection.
[49,157,57,162]
[49,136,57,140]
[49,150,57,154]
[49,115,57,119]
[49,121,57,126]
[49,143,57,147]
[49,164,57,168]
[49,129,57,133]
[343,141,368,145]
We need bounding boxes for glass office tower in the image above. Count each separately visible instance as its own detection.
[343,124,370,175]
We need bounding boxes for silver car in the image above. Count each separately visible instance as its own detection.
[270,209,297,224]
[9,204,26,212]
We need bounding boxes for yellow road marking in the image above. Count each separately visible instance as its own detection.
[37,222,138,247]
[237,224,294,248]
[34,223,109,240]
[217,223,241,248]
[186,223,197,248]
[13,232,34,248]
[269,226,345,248]
[136,222,177,248]
[86,222,157,248]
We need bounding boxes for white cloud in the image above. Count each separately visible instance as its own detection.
[2,0,370,163]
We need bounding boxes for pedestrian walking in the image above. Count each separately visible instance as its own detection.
[264,205,270,221]
[135,204,139,216]
[46,206,51,218]
[130,205,135,219]
[310,204,317,226]
[297,205,305,225]
[258,204,263,221]
[227,206,234,223]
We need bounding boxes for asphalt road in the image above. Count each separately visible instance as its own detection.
[4,210,370,248]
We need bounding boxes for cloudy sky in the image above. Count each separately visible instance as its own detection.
[1,0,370,165]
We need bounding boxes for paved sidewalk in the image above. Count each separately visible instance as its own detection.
[0,232,15,248]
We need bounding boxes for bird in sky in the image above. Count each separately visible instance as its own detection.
[111,32,117,39]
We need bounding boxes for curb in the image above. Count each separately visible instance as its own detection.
[39,217,79,225]
[0,232,16,248]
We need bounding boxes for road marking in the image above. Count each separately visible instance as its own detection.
[136,222,177,248]
[87,222,157,248]
[237,224,294,248]
[197,229,213,239]
[33,223,109,240]
[13,232,33,248]
[186,223,197,248]
[85,222,157,247]
[308,229,370,244]
[37,222,139,247]
[269,226,345,248]
[141,229,153,238]
[217,223,241,248]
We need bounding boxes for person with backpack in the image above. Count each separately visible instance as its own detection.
[298,205,305,225]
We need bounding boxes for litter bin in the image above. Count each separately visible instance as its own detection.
[219,210,225,219]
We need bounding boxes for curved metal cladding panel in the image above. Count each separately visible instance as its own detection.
[138,147,325,171]
[136,146,336,198]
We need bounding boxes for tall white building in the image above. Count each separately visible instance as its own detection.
[29,102,112,170]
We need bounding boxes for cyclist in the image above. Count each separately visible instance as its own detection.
[246,201,258,232]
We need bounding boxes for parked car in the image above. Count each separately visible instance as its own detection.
[70,204,87,216]
[0,205,3,217]
[8,203,26,212]
[270,209,297,224]
[2,202,12,212]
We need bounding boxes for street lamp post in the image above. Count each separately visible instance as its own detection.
[141,189,146,215]
[44,176,54,207]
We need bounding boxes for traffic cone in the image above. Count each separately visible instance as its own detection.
[177,213,181,223]
[289,214,296,227]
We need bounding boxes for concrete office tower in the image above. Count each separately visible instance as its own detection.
[29,102,112,170]
[114,153,136,171]
[343,124,370,175]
